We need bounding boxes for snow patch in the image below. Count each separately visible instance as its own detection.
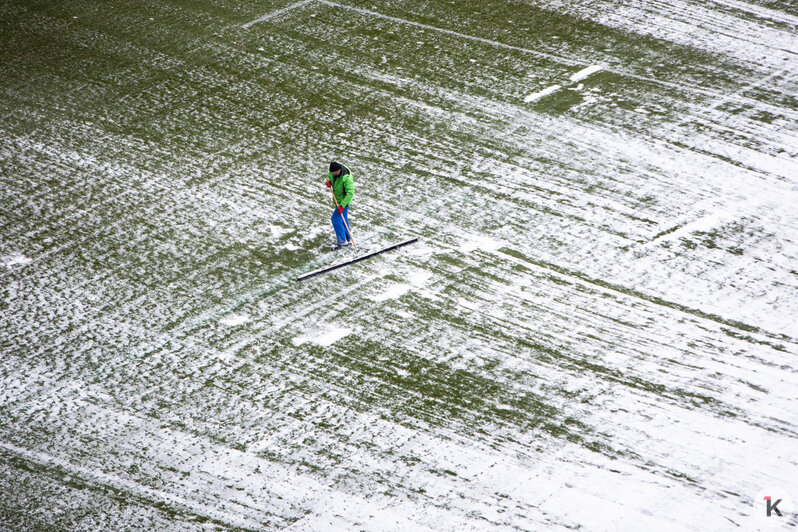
[270,225,289,238]
[220,314,250,327]
[3,254,33,268]
[373,284,411,302]
[371,269,433,302]
[459,298,479,311]
[460,234,502,253]
[293,326,350,347]
[407,270,433,286]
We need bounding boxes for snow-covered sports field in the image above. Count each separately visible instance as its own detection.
[1,0,797,529]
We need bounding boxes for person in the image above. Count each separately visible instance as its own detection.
[325,161,355,249]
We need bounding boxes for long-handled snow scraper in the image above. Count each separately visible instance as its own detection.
[296,237,418,281]
[296,182,418,281]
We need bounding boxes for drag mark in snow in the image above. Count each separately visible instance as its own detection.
[0,442,266,530]
[242,0,316,28]
[710,0,798,26]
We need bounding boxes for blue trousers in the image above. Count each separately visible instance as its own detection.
[331,205,351,245]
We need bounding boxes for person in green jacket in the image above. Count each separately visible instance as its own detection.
[325,161,355,249]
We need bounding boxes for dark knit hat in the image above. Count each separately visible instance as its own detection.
[329,161,342,173]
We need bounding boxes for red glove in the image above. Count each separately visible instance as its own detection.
[337,206,343,214]
[325,180,331,188]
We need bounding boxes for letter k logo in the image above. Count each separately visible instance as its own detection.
[764,496,783,517]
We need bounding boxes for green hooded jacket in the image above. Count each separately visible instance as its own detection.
[327,164,354,207]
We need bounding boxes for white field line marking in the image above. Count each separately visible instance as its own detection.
[317,0,584,66]
[687,68,793,119]
[506,67,797,169]
[570,64,603,83]
[316,0,794,109]
[524,84,562,103]
[242,0,316,28]
[668,68,797,174]
[0,442,266,530]
[633,68,798,253]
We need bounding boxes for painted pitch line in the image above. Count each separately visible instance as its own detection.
[243,1,787,114]
[570,64,603,83]
[694,68,794,116]
[667,68,798,175]
[317,0,585,66]
[312,0,793,109]
[522,65,601,103]
[242,0,316,28]
[524,84,562,103]
[661,67,797,130]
